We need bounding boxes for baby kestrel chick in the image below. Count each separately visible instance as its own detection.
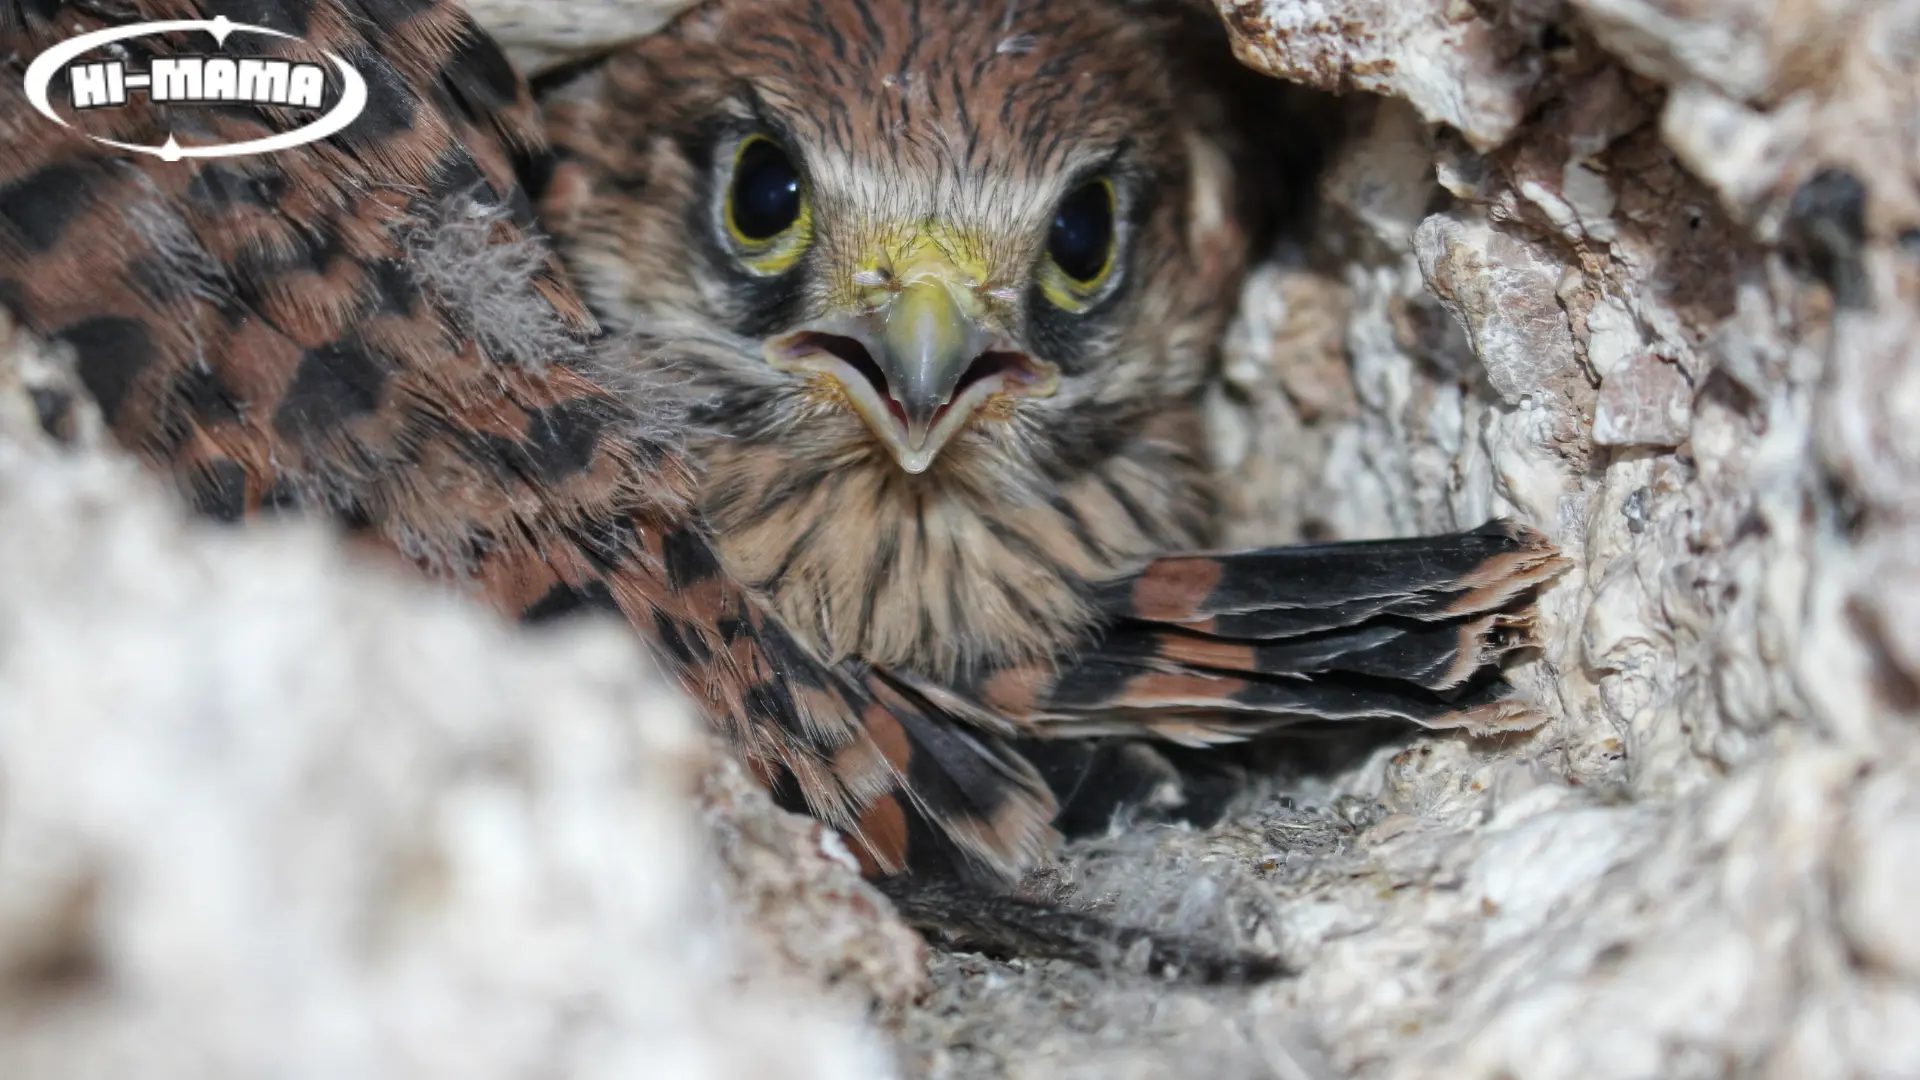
[541,0,1266,683]
[2,0,1564,899]
[538,0,1565,857]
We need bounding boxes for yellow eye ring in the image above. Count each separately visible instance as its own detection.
[723,134,812,275]
[1038,177,1118,312]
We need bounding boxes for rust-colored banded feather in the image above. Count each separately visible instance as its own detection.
[0,0,1056,885]
[1102,520,1567,634]
[934,521,1569,744]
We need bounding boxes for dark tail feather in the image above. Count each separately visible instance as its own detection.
[875,875,1287,984]
[943,521,1569,744]
[1091,519,1566,635]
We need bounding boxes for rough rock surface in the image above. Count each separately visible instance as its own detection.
[899,1,1920,1077]
[466,0,699,75]
[1214,0,1566,151]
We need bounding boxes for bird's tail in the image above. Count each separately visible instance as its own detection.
[908,521,1570,746]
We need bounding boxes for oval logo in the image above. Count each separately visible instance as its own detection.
[22,15,367,162]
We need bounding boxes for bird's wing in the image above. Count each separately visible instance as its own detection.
[0,0,1055,884]
[911,521,1570,746]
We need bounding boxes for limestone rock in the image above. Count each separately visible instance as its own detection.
[467,0,700,75]
[1213,0,1565,150]
[1159,0,1920,1075]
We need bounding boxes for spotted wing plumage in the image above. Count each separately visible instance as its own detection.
[0,0,1055,884]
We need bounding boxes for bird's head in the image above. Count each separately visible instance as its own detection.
[541,0,1253,481]
[540,0,1269,675]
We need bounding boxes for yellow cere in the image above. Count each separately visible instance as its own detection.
[724,135,814,275]
[843,221,998,312]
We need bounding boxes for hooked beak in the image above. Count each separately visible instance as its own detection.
[765,257,1058,474]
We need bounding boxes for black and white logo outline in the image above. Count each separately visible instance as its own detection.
[23,15,368,161]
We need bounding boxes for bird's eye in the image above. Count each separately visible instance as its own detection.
[726,135,805,245]
[1046,180,1117,287]
[1038,178,1118,313]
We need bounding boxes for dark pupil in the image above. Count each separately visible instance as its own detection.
[1048,182,1113,283]
[730,139,802,241]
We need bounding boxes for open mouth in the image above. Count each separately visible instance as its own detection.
[767,331,1059,474]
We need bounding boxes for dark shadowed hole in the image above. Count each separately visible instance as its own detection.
[956,351,1030,397]
[791,332,902,421]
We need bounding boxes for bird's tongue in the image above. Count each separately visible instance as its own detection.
[883,395,953,434]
